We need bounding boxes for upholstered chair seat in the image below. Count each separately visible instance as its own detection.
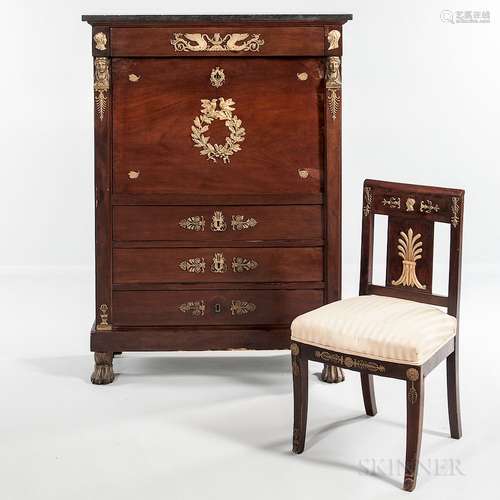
[291,295,456,365]
[290,180,465,492]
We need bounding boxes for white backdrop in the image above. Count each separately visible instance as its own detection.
[1,0,499,292]
[2,2,499,499]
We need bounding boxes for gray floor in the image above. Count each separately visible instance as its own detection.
[1,269,497,499]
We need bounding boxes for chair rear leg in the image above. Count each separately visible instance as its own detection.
[361,372,377,416]
[404,371,424,492]
[291,343,308,454]
[446,351,462,439]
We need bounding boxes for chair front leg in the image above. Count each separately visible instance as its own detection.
[404,368,424,491]
[360,372,377,416]
[446,350,462,439]
[291,343,308,454]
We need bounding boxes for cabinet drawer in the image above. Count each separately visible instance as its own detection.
[113,57,323,195]
[113,205,322,241]
[113,247,323,284]
[113,289,324,326]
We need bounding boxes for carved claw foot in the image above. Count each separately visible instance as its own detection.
[321,364,345,383]
[91,352,115,385]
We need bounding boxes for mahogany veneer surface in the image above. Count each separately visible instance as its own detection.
[84,15,350,352]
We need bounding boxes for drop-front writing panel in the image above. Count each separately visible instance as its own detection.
[113,58,323,194]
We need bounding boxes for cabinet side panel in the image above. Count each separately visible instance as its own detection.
[93,54,113,331]
[324,50,342,302]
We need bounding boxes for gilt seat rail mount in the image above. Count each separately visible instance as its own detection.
[82,14,352,383]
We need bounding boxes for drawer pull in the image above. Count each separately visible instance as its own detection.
[232,257,258,273]
[298,169,309,179]
[211,211,227,232]
[179,300,205,316]
[178,300,255,316]
[211,252,227,273]
[179,215,205,232]
[179,212,257,232]
[231,215,258,231]
[230,300,256,315]
[297,72,308,81]
[128,74,141,82]
[179,257,206,273]
[179,253,257,274]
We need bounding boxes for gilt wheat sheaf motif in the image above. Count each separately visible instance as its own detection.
[191,98,246,164]
[391,228,426,290]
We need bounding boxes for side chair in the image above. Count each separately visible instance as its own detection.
[290,179,464,491]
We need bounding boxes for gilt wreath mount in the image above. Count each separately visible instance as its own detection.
[191,97,246,164]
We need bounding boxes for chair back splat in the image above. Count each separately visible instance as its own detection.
[359,179,464,319]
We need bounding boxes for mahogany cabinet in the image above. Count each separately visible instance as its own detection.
[82,15,352,384]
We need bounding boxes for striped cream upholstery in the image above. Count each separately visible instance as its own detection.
[291,295,456,365]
